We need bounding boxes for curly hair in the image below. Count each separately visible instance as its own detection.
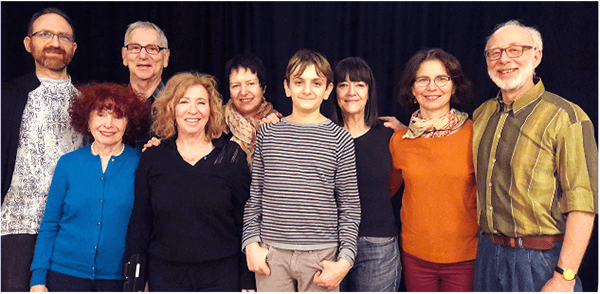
[398,48,472,109]
[152,72,226,140]
[70,83,150,141]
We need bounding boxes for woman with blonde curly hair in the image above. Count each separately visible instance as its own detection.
[124,72,254,291]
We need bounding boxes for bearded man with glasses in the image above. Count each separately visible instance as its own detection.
[121,21,170,150]
[1,7,84,292]
[472,20,597,292]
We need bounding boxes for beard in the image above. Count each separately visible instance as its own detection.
[32,45,74,72]
[488,58,536,90]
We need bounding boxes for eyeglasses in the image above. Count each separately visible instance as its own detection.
[29,31,74,43]
[414,76,451,88]
[484,45,534,61]
[124,44,167,55]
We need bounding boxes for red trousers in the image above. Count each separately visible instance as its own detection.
[401,251,474,292]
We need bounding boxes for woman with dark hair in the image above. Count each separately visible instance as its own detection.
[389,48,478,292]
[331,57,402,292]
[224,53,280,167]
[124,72,254,291]
[144,53,280,167]
[29,83,149,292]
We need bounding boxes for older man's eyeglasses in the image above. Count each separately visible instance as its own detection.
[484,45,534,61]
[414,76,451,88]
[29,31,74,43]
[124,44,167,55]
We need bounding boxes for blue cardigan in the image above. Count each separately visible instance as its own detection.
[30,145,140,286]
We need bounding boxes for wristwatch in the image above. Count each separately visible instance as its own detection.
[555,266,577,281]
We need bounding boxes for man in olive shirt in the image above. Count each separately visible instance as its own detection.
[472,20,597,292]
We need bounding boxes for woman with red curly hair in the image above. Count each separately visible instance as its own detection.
[30,83,149,292]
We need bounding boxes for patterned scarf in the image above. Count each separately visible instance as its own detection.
[403,108,468,139]
[224,98,278,166]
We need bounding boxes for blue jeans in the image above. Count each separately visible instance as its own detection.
[340,236,402,292]
[474,231,583,292]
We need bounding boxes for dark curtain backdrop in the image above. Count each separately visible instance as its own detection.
[2,1,598,291]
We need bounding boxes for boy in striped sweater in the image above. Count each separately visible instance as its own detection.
[242,49,361,292]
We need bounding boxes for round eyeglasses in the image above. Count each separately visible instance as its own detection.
[484,45,534,61]
[29,31,74,44]
[414,76,451,88]
[124,44,167,55]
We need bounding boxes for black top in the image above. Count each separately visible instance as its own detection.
[353,122,398,237]
[124,135,253,289]
[1,72,41,202]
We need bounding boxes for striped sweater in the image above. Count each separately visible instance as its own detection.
[242,118,361,265]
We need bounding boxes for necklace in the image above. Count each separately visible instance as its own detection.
[91,142,125,159]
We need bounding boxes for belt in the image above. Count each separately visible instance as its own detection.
[484,233,564,250]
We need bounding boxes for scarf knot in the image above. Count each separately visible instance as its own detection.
[403,108,468,139]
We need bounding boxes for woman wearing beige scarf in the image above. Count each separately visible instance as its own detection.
[141,54,279,170]
[224,53,280,167]
[389,48,478,292]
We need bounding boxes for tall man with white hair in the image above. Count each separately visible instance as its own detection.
[121,21,170,150]
[472,20,597,292]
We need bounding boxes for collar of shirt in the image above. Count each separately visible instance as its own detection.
[150,81,165,102]
[495,78,545,115]
[164,134,226,153]
[37,74,72,84]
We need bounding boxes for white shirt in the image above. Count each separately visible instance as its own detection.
[1,76,83,235]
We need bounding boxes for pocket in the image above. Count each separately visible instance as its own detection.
[311,247,337,270]
[259,242,273,262]
[532,243,561,274]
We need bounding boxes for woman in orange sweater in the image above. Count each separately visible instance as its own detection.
[389,48,478,292]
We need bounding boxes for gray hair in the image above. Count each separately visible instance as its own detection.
[486,20,543,51]
[124,21,168,48]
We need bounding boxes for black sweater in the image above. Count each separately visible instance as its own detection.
[124,135,253,289]
[1,72,40,202]
[354,123,398,237]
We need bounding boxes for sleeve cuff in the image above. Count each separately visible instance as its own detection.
[337,248,355,268]
[30,269,47,288]
[241,236,262,253]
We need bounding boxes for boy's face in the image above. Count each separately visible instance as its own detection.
[284,64,333,114]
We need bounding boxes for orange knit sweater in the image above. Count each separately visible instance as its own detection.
[389,120,478,263]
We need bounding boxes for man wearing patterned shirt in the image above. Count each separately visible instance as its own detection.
[1,7,84,291]
[472,20,597,292]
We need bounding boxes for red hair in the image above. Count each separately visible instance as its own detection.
[70,83,150,141]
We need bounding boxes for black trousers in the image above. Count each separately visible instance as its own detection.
[46,270,123,292]
[148,254,239,292]
[1,234,37,292]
